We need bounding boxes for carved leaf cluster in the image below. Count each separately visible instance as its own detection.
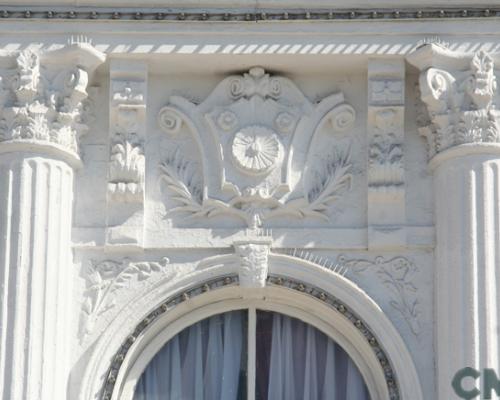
[160,146,352,226]
[108,133,145,199]
[81,258,169,338]
[303,149,352,217]
[418,50,500,158]
[159,149,211,216]
[0,50,93,153]
[341,255,422,337]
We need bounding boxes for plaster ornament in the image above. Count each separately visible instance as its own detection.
[158,67,356,227]
[234,242,270,288]
[108,75,147,203]
[81,257,170,339]
[0,43,105,157]
[414,47,500,159]
[112,82,144,104]
[217,109,238,131]
[231,125,281,174]
[369,109,403,189]
[158,106,184,134]
[339,255,422,337]
[108,132,145,202]
[369,79,404,105]
[229,66,281,99]
[274,111,295,133]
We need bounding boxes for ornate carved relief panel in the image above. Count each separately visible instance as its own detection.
[157,67,357,228]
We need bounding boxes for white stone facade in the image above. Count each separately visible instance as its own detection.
[0,2,499,399]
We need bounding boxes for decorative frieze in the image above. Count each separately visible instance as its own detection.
[367,59,406,249]
[158,67,355,228]
[0,42,105,161]
[410,45,500,160]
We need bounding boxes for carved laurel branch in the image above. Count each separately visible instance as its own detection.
[159,146,352,226]
[340,255,422,337]
[81,257,169,339]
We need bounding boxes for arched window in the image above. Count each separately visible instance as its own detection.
[134,309,370,400]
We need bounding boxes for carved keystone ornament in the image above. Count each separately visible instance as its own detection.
[159,66,356,227]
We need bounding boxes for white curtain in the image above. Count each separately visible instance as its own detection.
[134,311,370,400]
[134,311,244,400]
[267,313,370,400]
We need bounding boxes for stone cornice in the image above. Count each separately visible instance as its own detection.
[0,7,498,22]
[408,43,500,163]
[0,40,105,164]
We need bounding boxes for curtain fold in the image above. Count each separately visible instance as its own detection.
[135,310,370,400]
[134,311,245,400]
[265,313,370,400]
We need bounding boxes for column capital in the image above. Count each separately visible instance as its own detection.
[0,40,105,167]
[408,43,500,166]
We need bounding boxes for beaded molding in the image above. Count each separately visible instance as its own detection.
[0,7,498,22]
[101,274,400,400]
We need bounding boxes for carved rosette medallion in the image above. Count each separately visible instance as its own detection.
[231,125,281,175]
[158,67,356,227]
[0,42,105,163]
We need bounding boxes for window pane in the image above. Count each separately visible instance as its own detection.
[255,310,371,400]
[134,310,247,400]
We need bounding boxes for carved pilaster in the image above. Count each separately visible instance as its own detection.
[106,60,147,246]
[408,44,500,399]
[367,59,406,249]
[0,42,105,400]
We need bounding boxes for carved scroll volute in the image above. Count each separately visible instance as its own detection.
[419,68,457,116]
[0,40,106,165]
[408,43,500,162]
[158,67,357,227]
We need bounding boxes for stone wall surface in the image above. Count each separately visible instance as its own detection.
[0,7,499,400]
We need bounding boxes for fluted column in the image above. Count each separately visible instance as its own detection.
[409,44,500,399]
[0,43,105,400]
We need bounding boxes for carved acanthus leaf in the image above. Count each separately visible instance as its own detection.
[340,255,422,337]
[81,257,170,339]
[0,45,105,155]
[108,133,145,202]
[415,48,500,159]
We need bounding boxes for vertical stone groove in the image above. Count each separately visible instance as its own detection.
[0,156,74,400]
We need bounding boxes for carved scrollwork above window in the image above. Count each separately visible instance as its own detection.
[158,67,356,227]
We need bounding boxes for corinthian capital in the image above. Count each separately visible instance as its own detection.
[408,43,500,160]
[0,40,105,165]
